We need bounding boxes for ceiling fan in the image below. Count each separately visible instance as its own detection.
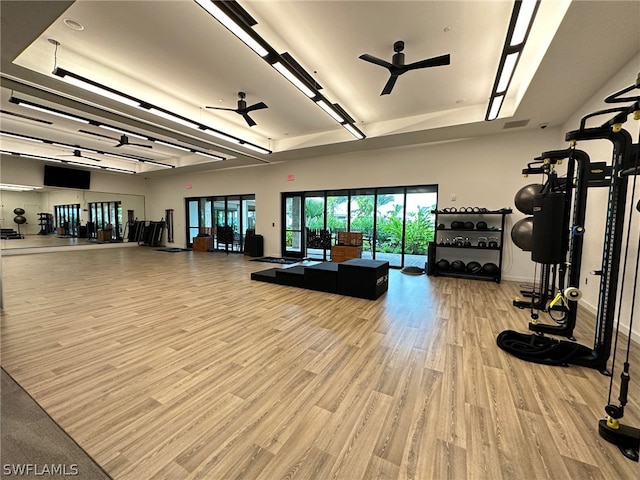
[77,129,152,149]
[59,149,101,162]
[206,92,268,127]
[359,40,450,95]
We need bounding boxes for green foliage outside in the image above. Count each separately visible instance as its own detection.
[304,195,436,255]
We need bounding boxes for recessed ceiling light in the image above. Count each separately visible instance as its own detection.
[455,99,466,104]
[63,18,84,31]
[444,26,452,33]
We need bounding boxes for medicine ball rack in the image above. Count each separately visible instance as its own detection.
[431,208,512,283]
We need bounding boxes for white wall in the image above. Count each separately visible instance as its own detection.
[145,127,564,282]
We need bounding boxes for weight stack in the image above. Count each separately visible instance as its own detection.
[531,192,565,264]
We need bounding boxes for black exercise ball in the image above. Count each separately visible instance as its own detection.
[476,221,488,230]
[463,221,475,230]
[514,184,544,215]
[13,207,25,215]
[482,263,500,275]
[451,221,464,229]
[450,260,466,272]
[511,217,534,251]
[13,215,26,225]
[436,259,450,271]
[437,223,445,230]
[466,261,482,274]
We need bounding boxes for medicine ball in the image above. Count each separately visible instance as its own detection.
[451,260,466,272]
[514,183,544,215]
[437,223,445,230]
[482,263,500,275]
[436,259,450,271]
[463,221,475,230]
[13,215,26,225]
[476,221,488,230]
[451,221,464,229]
[466,261,482,274]
[13,207,25,215]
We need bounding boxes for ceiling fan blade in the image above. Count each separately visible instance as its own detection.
[242,114,257,127]
[381,75,399,95]
[406,54,451,71]
[359,54,393,70]
[244,102,268,113]
[205,106,238,111]
[84,155,101,162]
[130,143,153,149]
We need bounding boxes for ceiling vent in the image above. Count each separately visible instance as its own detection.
[503,119,530,129]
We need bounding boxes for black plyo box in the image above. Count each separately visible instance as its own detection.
[337,259,389,300]
[304,262,339,293]
[274,265,306,288]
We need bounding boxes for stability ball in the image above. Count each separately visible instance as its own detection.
[13,207,25,215]
[514,184,544,215]
[14,215,26,225]
[511,217,534,251]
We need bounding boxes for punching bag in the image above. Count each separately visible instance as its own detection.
[531,191,565,264]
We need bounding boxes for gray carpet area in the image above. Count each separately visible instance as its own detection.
[1,368,111,479]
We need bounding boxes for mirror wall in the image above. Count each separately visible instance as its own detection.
[1,187,145,249]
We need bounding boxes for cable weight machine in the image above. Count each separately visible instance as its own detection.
[511,147,594,340]
[500,73,640,460]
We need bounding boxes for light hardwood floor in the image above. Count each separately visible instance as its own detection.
[1,247,639,479]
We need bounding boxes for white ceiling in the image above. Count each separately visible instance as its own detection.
[1,0,639,176]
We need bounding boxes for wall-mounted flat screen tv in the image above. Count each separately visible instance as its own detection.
[44,165,91,190]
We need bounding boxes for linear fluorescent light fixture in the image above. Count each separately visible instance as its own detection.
[9,97,91,124]
[342,123,364,140]
[485,0,540,121]
[93,123,148,140]
[0,183,43,191]
[53,67,140,107]
[316,100,345,123]
[192,150,225,160]
[272,61,316,98]
[193,0,269,57]
[239,142,270,155]
[144,107,201,129]
[151,139,193,153]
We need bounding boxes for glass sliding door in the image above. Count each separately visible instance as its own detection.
[279,185,437,267]
[349,190,375,259]
[325,193,347,260]
[375,189,405,268]
[226,197,241,251]
[187,199,199,246]
[283,194,304,258]
[305,193,327,259]
[404,187,437,267]
[185,194,256,250]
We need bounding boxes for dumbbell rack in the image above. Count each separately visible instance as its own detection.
[431,208,512,283]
